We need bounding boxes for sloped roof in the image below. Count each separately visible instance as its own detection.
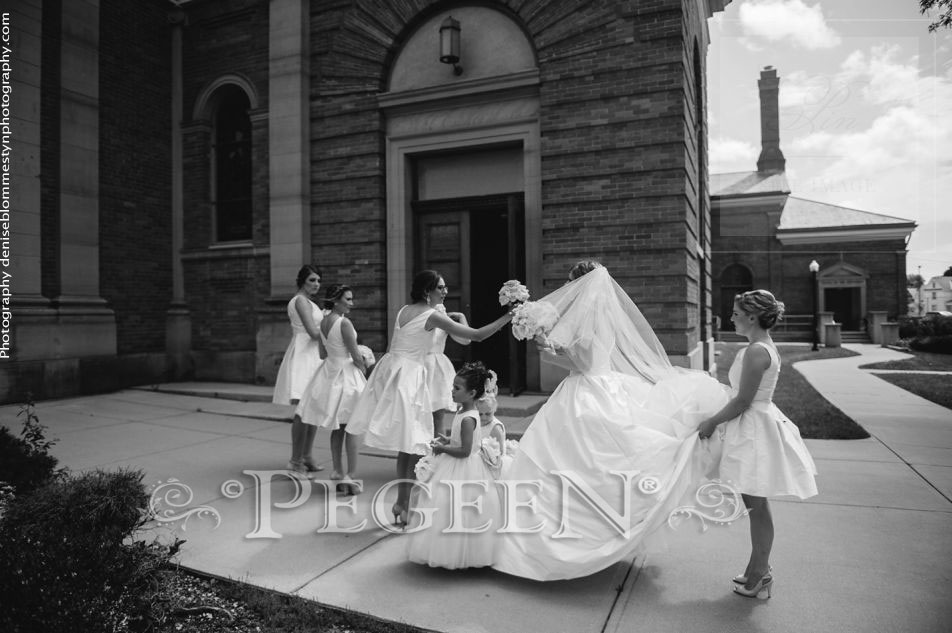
[778,197,916,230]
[925,276,952,290]
[710,171,790,197]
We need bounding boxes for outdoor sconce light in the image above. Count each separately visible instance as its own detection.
[439,16,463,75]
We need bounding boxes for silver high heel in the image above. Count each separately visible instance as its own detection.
[733,574,773,599]
[733,565,772,585]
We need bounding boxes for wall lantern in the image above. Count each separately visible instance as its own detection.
[439,16,463,75]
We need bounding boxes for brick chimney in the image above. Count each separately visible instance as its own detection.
[756,66,785,173]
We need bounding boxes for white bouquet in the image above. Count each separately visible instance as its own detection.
[479,436,502,471]
[498,280,530,306]
[357,345,376,369]
[414,450,436,483]
[510,301,559,341]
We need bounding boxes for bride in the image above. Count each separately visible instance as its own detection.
[492,262,729,581]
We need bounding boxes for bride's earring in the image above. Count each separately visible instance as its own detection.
[426,293,432,305]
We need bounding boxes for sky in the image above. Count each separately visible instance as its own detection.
[708,0,952,280]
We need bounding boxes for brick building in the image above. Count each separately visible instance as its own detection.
[711,67,916,341]
[3,0,732,403]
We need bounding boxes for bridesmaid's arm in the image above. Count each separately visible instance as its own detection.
[446,311,471,345]
[294,296,323,340]
[340,318,366,371]
[427,311,511,342]
[697,345,771,437]
[433,417,477,458]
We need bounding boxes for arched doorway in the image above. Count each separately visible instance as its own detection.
[718,264,753,331]
[381,6,541,392]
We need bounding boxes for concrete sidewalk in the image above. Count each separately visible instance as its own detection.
[2,344,949,633]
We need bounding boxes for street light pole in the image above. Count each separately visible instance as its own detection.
[810,260,820,351]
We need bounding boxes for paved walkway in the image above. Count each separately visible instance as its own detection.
[2,344,949,632]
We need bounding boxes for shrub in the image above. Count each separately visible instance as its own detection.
[0,468,175,633]
[909,335,952,354]
[0,402,60,497]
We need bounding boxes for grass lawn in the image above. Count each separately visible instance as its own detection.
[858,348,952,371]
[871,373,952,410]
[714,343,869,440]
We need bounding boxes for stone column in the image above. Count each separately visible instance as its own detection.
[258,0,310,385]
[7,0,47,310]
[267,0,310,295]
[165,7,191,378]
[868,311,888,345]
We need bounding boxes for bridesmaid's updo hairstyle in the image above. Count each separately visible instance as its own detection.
[568,259,603,281]
[735,290,786,330]
[410,269,441,302]
[456,361,492,400]
[323,284,351,310]
[295,264,322,289]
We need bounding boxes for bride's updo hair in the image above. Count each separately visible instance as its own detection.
[568,259,603,281]
[410,270,441,301]
[735,290,785,330]
[456,361,493,400]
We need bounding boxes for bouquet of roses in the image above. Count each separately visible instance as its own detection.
[498,280,530,307]
[510,300,559,341]
[356,345,376,369]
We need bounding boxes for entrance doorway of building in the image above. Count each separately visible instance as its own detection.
[413,194,526,394]
[718,264,753,332]
[824,287,862,330]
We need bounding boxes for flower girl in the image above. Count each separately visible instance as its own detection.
[406,362,501,569]
[475,385,520,481]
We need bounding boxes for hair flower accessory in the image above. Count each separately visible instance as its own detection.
[483,369,498,398]
[510,301,559,341]
[498,280,530,307]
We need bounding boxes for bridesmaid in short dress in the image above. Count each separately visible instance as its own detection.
[272,265,325,475]
[424,276,470,437]
[346,270,512,527]
[697,290,818,599]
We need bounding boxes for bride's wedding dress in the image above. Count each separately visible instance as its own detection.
[492,267,729,581]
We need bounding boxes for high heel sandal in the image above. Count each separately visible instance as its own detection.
[391,503,408,529]
[302,458,325,472]
[336,475,362,496]
[732,565,772,585]
[733,574,773,599]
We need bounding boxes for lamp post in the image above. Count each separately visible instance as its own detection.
[809,260,820,351]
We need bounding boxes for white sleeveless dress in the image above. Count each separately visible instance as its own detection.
[406,407,500,569]
[424,304,456,412]
[717,342,818,498]
[272,296,323,404]
[346,307,435,454]
[295,317,368,430]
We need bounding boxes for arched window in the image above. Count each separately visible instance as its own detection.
[213,85,252,242]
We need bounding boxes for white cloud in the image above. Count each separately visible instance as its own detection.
[710,136,759,172]
[739,0,840,50]
[778,70,831,108]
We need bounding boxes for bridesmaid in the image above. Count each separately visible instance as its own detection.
[295,284,367,494]
[272,264,325,475]
[697,290,818,599]
[425,275,470,437]
[346,270,513,527]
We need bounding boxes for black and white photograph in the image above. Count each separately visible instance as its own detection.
[0,1,949,632]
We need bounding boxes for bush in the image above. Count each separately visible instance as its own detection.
[909,335,952,354]
[0,468,175,633]
[0,402,60,497]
